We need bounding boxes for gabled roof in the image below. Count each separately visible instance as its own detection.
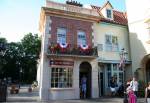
[100,1,114,10]
[91,5,128,25]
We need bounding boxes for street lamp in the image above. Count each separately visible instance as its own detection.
[119,48,128,103]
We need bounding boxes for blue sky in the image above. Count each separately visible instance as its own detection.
[0,0,126,42]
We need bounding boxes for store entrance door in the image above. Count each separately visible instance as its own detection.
[79,62,92,99]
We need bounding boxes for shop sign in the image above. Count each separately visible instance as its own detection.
[50,60,74,66]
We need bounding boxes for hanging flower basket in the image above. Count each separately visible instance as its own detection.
[49,43,58,53]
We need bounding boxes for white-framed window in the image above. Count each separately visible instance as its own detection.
[106,9,112,19]
[105,34,119,52]
[51,68,73,88]
[77,30,86,46]
[57,27,67,44]
[97,44,103,51]
[106,64,123,87]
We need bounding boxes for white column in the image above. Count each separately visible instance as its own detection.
[73,60,80,99]
[91,59,99,98]
[39,16,51,101]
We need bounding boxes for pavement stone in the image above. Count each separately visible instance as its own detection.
[6,86,145,103]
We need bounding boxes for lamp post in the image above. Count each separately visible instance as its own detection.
[19,67,22,88]
[120,48,128,103]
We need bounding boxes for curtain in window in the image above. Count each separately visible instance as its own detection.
[77,30,87,46]
[57,28,66,44]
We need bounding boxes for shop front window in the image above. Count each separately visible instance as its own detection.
[51,68,73,88]
[106,64,123,87]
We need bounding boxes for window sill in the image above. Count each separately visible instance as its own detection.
[50,88,74,91]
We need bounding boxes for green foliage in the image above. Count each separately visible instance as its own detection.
[0,33,41,84]
[138,80,146,97]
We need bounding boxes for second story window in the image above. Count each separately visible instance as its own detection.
[105,34,118,52]
[77,30,86,46]
[106,9,112,19]
[57,28,66,44]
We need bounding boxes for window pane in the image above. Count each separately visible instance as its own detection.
[113,64,117,71]
[51,68,73,88]
[57,28,66,44]
[105,35,111,44]
[77,30,86,45]
[119,73,123,83]
[107,9,112,18]
[107,64,111,71]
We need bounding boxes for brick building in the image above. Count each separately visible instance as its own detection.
[37,0,131,101]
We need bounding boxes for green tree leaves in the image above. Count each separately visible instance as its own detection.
[0,33,41,83]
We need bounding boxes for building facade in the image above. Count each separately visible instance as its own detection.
[38,0,131,101]
[126,0,150,82]
[38,0,100,100]
[92,2,131,96]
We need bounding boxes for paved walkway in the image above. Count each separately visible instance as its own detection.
[6,86,145,103]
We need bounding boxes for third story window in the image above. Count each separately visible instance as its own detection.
[106,9,112,19]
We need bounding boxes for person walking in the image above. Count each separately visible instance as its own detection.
[127,87,137,103]
[130,77,138,97]
[145,82,150,103]
[81,75,87,99]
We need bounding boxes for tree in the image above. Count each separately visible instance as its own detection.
[0,33,41,84]
[21,33,41,83]
[0,38,7,78]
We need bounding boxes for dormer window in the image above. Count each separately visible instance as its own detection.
[106,9,112,19]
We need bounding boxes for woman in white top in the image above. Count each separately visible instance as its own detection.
[130,77,138,97]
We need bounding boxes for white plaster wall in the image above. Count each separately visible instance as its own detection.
[90,59,99,98]
[93,23,131,61]
[73,60,80,99]
[126,0,150,24]
[126,0,150,75]
[50,89,76,100]
[101,4,113,19]
[39,16,51,101]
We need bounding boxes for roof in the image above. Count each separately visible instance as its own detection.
[100,1,114,10]
[91,5,128,25]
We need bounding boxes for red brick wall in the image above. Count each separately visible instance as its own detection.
[50,16,93,48]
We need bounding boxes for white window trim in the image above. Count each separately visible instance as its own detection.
[57,27,67,44]
[105,34,119,52]
[106,9,113,20]
[77,30,87,46]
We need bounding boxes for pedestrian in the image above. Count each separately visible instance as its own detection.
[127,87,137,103]
[145,81,150,103]
[110,76,117,96]
[81,75,87,99]
[127,78,132,87]
[130,77,138,97]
